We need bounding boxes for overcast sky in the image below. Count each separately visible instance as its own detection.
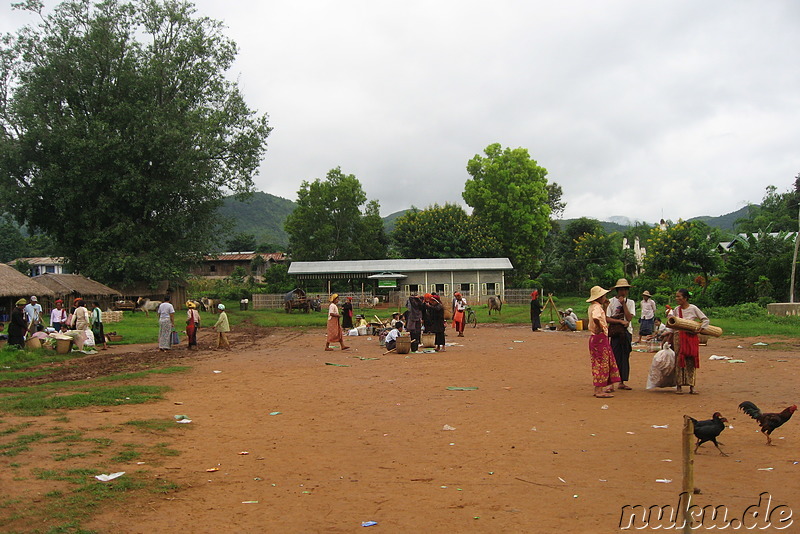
[3,1,799,223]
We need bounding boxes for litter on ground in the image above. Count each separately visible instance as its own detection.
[447,386,478,391]
[95,472,125,482]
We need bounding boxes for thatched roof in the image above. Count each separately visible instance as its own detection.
[0,263,56,298]
[32,273,121,297]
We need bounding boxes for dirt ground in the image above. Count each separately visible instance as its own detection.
[3,324,800,533]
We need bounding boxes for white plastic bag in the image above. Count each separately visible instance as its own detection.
[646,342,676,389]
[83,329,96,347]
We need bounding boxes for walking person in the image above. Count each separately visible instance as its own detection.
[452,292,467,337]
[324,294,349,351]
[668,288,708,395]
[185,301,200,350]
[214,304,230,349]
[587,286,621,398]
[9,298,28,348]
[90,302,108,350]
[156,295,175,352]
[530,290,542,331]
[636,290,657,344]
[606,279,635,391]
[50,299,67,332]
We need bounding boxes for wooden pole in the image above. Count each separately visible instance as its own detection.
[682,415,695,533]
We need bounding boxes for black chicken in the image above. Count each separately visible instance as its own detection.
[738,401,797,445]
[689,412,728,456]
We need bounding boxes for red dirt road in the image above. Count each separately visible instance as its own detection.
[6,325,800,532]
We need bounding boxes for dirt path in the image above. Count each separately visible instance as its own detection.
[5,326,800,532]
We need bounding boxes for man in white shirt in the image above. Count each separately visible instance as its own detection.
[24,295,43,336]
[606,279,635,390]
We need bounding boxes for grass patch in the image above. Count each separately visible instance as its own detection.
[0,385,169,416]
[151,442,180,456]
[123,419,176,433]
[0,432,48,456]
[96,366,190,382]
[111,447,141,462]
[0,421,32,436]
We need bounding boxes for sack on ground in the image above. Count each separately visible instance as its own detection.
[646,342,676,389]
[83,329,96,347]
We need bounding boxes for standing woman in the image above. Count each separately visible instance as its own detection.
[530,290,542,331]
[9,299,28,348]
[214,304,230,349]
[50,299,67,332]
[156,295,175,352]
[341,297,354,330]
[587,286,621,398]
[186,301,200,350]
[90,302,108,350]
[452,292,467,337]
[426,294,447,351]
[670,288,708,395]
[324,294,349,351]
[73,299,92,349]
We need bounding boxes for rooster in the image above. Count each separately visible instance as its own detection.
[738,401,797,445]
[689,412,728,456]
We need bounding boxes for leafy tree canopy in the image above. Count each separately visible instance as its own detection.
[643,220,722,292]
[226,232,257,252]
[736,177,800,233]
[284,167,388,261]
[0,0,271,284]
[463,143,551,278]
[390,203,502,259]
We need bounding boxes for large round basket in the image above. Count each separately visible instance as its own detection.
[395,334,412,354]
[56,339,73,354]
[421,333,435,348]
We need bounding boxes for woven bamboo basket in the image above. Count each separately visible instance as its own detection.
[666,316,722,337]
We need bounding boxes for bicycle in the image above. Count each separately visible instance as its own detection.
[465,306,477,328]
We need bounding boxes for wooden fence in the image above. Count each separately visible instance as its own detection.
[251,292,377,310]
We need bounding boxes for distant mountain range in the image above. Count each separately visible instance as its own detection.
[216,192,753,248]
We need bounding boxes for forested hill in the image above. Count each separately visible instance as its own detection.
[217,192,296,246]
[216,191,754,248]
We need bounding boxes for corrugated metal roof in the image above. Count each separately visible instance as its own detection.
[204,252,287,262]
[288,258,513,275]
[8,257,66,266]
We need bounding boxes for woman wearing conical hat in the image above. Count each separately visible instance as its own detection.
[586,286,621,398]
[325,294,349,351]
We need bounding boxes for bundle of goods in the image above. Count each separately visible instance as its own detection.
[666,316,722,337]
[102,311,124,324]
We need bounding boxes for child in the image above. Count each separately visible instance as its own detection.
[31,324,49,342]
[384,321,403,352]
[214,303,230,349]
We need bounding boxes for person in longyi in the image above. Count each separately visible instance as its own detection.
[665,288,708,395]
[324,294,349,351]
[586,286,621,398]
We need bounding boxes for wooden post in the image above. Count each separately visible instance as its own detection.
[682,415,695,533]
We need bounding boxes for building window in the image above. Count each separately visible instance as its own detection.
[486,282,496,294]
[459,283,470,292]
[408,284,420,293]
[209,265,216,273]
[45,266,56,273]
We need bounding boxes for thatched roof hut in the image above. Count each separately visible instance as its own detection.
[0,263,55,322]
[32,273,121,310]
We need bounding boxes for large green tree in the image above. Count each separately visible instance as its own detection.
[736,178,800,233]
[463,143,551,278]
[714,230,795,305]
[390,203,502,259]
[0,0,271,284]
[284,167,387,261]
[644,220,722,293]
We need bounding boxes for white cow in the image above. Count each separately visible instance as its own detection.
[136,297,162,317]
